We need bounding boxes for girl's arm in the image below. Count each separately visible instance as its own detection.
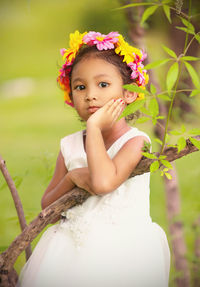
[41,151,75,210]
[86,99,149,195]
[41,152,96,210]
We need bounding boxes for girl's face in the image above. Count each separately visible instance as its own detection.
[71,57,124,121]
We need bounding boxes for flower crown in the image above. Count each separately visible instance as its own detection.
[57,30,149,107]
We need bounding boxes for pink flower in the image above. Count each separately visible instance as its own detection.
[83,31,119,51]
[137,71,147,86]
[60,48,66,56]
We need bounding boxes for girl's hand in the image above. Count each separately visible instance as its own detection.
[68,168,97,196]
[87,98,125,131]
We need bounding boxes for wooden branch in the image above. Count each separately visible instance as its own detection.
[0,155,32,261]
[130,135,200,177]
[0,136,199,282]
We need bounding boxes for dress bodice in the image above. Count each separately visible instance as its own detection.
[60,128,152,247]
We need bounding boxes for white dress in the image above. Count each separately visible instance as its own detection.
[17,127,170,287]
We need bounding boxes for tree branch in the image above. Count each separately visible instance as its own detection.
[0,155,32,261]
[0,136,199,283]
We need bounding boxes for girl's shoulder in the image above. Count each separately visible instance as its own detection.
[108,127,151,157]
[128,127,151,142]
[60,129,84,155]
[115,127,151,149]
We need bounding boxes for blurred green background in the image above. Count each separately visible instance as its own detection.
[0,0,200,286]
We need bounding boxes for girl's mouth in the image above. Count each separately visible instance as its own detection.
[88,106,99,113]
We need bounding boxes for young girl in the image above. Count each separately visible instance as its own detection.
[17,31,170,287]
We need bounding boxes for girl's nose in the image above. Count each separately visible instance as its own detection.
[85,89,97,101]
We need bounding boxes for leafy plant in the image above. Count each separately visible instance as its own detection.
[120,0,200,179]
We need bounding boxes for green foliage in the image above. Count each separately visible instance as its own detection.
[177,137,186,153]
[150,160,160,172]
[141,5,159,24]
[166,62,179,94]
[123,84,150,95]
[163,5,171,23]
[183,61,200,89]
[162,44,177,59]
[189,137,200,150]
[142,152,157,159]
[120,0,200,182]
[144,58,171,70]
[119,99,145,119]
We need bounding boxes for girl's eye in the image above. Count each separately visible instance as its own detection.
[99,82,109,88]
[75,85,85,91]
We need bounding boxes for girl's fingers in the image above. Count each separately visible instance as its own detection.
[110,99,124,117]
[106,98,124,113]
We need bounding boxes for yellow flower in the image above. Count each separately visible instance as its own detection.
[115,35,143,64]
[144,73,149,85]
[63,31,87,63]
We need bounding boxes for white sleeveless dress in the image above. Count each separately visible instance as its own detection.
[17,127,170,287]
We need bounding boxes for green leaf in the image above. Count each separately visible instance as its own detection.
[159,155,167,159]
[136,117,151,123]
[177,137,186,153]
[181,124,186,133]
[181,56,200,61]
[162,0,172,4]
[142,152,158,159]
[152,117,157,125]
[163,5,171,23]
[156,116,165,120]
[189,137,200,150]
[141,5,159,24]
[180,17,195,32]
[160,159,173,169]
[149,98,159,117]
[157,94,172,101]
[176,26,195,35]
[170,129,182,135]
[165,172,172,180]
[150,83,157,94]
[195,34,200,44]
[140,106,152,116]
[123,84,150,95]
[114,2,155,10]
[189,128,200,135]
[162,44,177,58]
[119,99,145,119]
[144,58,170,70]
[184,61,200,89]
[154,138,163,145]
[150,160,160,172]
[190,89,200,97]
[166,62,179,93]
[167,143,177,148]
